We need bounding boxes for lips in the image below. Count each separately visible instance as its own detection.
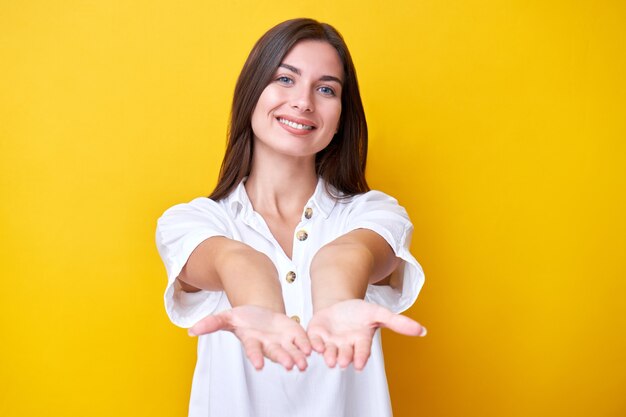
[276,116,317,131]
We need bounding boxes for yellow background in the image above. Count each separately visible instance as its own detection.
[1,1,624,416]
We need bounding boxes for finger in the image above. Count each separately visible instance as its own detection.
[293,334,312,356]
[284,343,308,371]
[372,306,426,336]
[188,312,230,336]
[323,343,338,368]
[265,343,295,371]
[307,333,326,353]
[242,338,265,370]
[384,314,427,337]
[337,343,354,369]
[353,337,373,371]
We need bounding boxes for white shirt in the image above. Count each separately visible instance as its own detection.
[156,178,425,417]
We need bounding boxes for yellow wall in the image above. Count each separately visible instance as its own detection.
[1,1,624,416]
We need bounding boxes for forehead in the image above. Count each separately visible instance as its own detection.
[280,40,344,79]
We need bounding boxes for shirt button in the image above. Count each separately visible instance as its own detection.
[296,230,308,241]
[304,207,313,219]
[291,315,300,323]
[286,271,296,283]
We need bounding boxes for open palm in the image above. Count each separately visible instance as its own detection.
[307,299,426,370]
[189,305,312,371]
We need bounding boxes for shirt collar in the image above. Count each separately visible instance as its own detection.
[225,177,337,220]
[308,177,337,219]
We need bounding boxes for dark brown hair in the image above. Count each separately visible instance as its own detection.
[209,18,369,200]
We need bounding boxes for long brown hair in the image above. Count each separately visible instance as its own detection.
[209,18,369,200]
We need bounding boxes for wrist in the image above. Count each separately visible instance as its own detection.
[310,245,371,312]
[313,296,356,312]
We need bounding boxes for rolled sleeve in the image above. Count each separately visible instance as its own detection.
[155,198,231,328]
[344,191,425,313]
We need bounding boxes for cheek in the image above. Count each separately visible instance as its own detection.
[257,85,284,111]
[329,103,342,130]
[251,89,277,126]
[322,105,342,142]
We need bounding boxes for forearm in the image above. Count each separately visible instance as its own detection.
[178,237,285,312]
[310,229,400,311]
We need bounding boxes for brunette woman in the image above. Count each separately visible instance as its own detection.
[156,18,426,417]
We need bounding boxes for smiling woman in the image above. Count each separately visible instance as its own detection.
[155,18,426,417]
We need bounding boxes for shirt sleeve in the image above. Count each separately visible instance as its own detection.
[155,197,232,328]
[343,191,425,313]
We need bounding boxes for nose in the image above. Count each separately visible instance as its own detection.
[290,87,314,113]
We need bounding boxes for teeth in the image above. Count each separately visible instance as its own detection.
[278,118,314,130]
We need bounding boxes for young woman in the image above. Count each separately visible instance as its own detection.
[156,18,426,417]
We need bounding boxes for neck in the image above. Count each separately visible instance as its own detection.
[245,146,318,216]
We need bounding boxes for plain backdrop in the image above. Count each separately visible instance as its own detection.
[1,1,625,416]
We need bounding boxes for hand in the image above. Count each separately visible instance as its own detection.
[188,305,312,371]
[307,299,426,371]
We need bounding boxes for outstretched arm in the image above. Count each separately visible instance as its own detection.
[177,237,283,311]
[181,237,311,371]
[308,229,426,370]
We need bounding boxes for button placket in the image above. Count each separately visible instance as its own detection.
[282,260,301,323]
[288,207,315,324]
[295,229,308,241]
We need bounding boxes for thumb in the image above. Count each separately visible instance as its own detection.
[188,312,232,336]
[383,314,427,337]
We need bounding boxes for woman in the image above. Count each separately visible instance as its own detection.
[156,18,426,417]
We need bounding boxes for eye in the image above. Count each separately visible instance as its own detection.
[318,86,336,96]
[276,76,293,85]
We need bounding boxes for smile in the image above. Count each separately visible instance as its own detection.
[277,118,315,131]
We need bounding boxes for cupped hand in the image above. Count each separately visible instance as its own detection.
[188,305,312,371]
[307,299,426,371]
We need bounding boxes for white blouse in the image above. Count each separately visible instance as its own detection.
[156,178,425,417]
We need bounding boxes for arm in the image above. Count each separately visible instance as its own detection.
[310,229,400,311]
[181,237,311,371]
[308,229,426,370]
[177,236,284,312]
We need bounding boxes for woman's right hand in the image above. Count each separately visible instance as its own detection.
[188,305,312,371]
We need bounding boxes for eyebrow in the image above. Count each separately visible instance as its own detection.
[279,63,343,86]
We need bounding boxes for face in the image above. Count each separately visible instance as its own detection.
[250,40,343,160]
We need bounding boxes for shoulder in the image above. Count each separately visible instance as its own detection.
[328,188,415,256]
[337,189,407,215]
[344,189,400,204]
[157,196,232,229]
[326,187,413,232]
[160,196,224,215]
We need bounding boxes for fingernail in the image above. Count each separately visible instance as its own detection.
[188,329,197,337]
[419,326,427,337]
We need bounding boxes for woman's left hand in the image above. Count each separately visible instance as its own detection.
[307,299,426,371]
